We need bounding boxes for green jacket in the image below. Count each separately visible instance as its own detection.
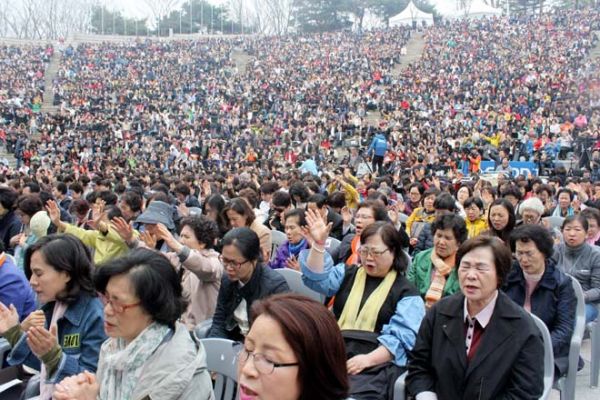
[407,248,460,299]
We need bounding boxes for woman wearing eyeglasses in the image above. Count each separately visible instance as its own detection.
[300,211,425,400]
[53,248,214,400]
[503,224,576,377]
[209,227,289,341]
[0,234,105,400]
[238,293,349,400]
[407,236,544,399]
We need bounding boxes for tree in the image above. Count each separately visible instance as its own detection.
[292,0,352,33]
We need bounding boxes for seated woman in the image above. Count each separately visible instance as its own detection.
[552,215,600,323]
[406,188,439,249]
[408,214,467,308]
[463,197,488,239]
[300,210,425,399]
[209,227,289,341]
[269,209,309,270]
[157,215,223,328]
[503,224,576,377]
[239,293,349,400]
[486,198,516,244]
[0,234,105,399]
[53,248,214,400]
[224,198,272,261]
[407,235,544,400]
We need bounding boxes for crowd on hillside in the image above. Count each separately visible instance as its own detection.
[0,7,600,400]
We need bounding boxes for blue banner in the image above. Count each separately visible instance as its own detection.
[480,161,538,177]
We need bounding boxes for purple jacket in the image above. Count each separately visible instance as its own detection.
[269,240,309,269]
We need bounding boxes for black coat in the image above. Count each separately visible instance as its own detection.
[327,209,344,241]
[407,291,544,400]
[503,259,576,376]
[208,264,289,341]
[0,210,22,255]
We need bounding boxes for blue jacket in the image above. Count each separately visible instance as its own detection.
[503,259,575,376]
[8,293,106,384]
[368,133,388,157]
[0,255,36,320]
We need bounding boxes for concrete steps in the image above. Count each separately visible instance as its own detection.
[41,49,61,113]
[392,31,426,76]
[589,31,600,59]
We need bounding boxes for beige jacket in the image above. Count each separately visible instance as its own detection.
[250,219,273,261]
[167,248,223,329]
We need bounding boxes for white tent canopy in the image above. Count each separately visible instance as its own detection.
[389,1,434,27]
[433,0,502,19]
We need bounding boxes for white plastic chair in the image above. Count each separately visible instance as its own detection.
[393,371,407,400]
[553,276,586,400]
[0,338,9,369]
[194,318,213,340]
[325,237,341,256]
[588,303,600,387]
[270,229,287,261]
[530,313,554,400]
[274,268,324,303]
[542,216,565,230]
[200,338,238,400]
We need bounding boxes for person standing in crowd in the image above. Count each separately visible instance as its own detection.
[368,131,388,175]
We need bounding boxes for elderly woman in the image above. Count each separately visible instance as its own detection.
[408,215,468,308]
[239,293,349,400]
[156,215,223,328]
[300,211,425,399]
[209,227,289,341]
[224,197,272,261]
[552,215,600,323]
[0,235,105,400]
[407,235,544,399]
[503,224,576,377]
[406,188,439,248]
[53,248,214,400]
[518,197,562,242]
[581,207,600,246]
[269,209,309,270]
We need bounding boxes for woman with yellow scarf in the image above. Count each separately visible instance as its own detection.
[299,210,425,400]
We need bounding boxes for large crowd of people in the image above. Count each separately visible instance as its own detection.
[1,6,600,400]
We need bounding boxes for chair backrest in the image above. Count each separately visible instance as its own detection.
[200,338,238,400]
[270,229,287,260]
[529,313,554,400]
[275,268,324,302]
[325,237,341,256]
[393,371,408,400]
[543,216,565,230]
[194,318,213,340]
[554,275,586,398]
[0,338,10,369]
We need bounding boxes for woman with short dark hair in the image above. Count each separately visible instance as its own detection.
[238,293,349,400]
[209,227,289,341]
[407,235,544,399]
[0,234,105,399]
[54,248,214,400]
[269,209,309,270]
[503,224,576,377]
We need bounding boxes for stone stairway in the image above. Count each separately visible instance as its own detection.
[590,31,600,59]
[41,48,61,114]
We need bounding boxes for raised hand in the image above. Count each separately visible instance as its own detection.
[177,202,190,218]
[45,200,62,227]
[155,223,180,251]
[111,217,134,243]
[341,206,353,226]
[0,302,19,335]
[302,208,332,244]
[89,200,107,230]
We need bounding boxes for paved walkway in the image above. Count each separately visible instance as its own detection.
[553,339,600,399]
